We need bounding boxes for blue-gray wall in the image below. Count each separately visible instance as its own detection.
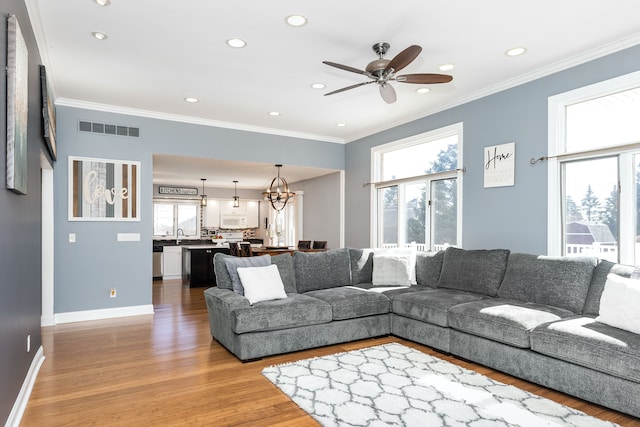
[345,44,640,253]
[0,0,50,423]
[295,171,342,250]
[54,106,345,313]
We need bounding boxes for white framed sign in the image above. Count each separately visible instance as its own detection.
[484,142,515,188]
[69,156,141,221]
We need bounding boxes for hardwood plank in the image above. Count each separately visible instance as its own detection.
[21,280,640,426]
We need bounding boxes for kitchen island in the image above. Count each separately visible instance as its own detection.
[182,244,230,287]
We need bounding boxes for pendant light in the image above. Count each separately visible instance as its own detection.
[232,180,240,208]
[262,164,295,211]
[200,178,207,207]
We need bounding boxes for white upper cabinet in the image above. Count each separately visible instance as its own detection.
[246,200,260,228]
[205,199,220,228]
[205,199,260,229]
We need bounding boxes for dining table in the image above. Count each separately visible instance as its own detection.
[251,246,327,256]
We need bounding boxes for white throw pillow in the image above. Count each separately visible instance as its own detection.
[372,248,417,286]
[596,273,640,335]
[237,264,288,305]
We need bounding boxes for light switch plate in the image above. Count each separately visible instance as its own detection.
[69,233,76,243]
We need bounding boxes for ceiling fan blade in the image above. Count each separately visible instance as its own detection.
[379,84,397,104]
[395,73,453,84]
[324,81,374,96]
[384,45,422,74]
[322,61,369,75]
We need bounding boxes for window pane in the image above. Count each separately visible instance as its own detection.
[431,178,457,250]
[562,158,618,262]
[154,203,174,236]
[379,187,398,246]
[177,204,198,236]
[405,183,427,245]
[380,135,458,180]
[566,87,640,152]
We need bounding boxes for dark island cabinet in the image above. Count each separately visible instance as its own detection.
[183,247,230,287]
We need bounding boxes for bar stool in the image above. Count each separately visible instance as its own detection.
[229,242,241,257]
[239,242,253,257]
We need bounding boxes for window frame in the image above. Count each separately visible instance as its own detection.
[370,122,463,250]
[548,70,640,264]
[153,199,201,239]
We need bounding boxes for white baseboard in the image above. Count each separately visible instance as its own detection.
[5,346,45,427]
[54,304,155,324]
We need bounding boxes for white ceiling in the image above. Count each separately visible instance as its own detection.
[27,0,640,188]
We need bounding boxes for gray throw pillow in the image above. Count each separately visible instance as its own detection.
[349,248,374,285]
[224,255,272,295]
[438,247,510,296]
[415,251,444,287]
[294,248,351,293]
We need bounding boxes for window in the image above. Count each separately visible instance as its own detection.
[548,71,640,264]
[372,123,463,251]
[153,200,199,238]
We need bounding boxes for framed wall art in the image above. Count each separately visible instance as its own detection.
[40,65,57,160]
[484,142,515,188]
[6,14,29,195]
[69,156,141,221]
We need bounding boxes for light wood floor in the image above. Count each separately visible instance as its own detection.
[21,279,640,426]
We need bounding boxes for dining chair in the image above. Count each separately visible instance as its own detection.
[312,240,327,249]
[297,240,311,250]
[239,242,253,257]
[229,242,241,257]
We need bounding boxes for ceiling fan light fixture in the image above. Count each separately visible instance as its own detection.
[505,47,527,57]
[226,38,247,48]
[285,15,307,27]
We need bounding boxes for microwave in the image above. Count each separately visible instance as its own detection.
[220,213,247,229]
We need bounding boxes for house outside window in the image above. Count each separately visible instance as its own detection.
[371,123,463,251]
[548,71,640,264]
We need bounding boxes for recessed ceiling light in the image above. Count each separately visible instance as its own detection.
[268,111,281,116]
[311,83,326,89]
[336,123,347,127]
[286,15,308,27]
[93,0,111,6]
[416,88,431,94]
[439,63,454,71]
[184,97,199,103]
[226,38,247,48]
[505,47,527,57]
[91,31,108,40]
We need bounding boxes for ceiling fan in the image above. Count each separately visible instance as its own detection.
[323,42,453,104]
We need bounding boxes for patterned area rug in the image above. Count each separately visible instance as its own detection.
[262,343,618,427]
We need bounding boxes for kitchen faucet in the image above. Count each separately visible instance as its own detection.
[176,228,184,244]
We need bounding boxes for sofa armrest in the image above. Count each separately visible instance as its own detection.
[203,287,250,351]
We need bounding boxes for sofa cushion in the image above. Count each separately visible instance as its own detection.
[294,248,351,293]
[596,274,640,335]
[392,288,489,327]
[304,287,390,320]
[497,254,597,313]
[415,251,444,288]
[530,316,640,384]
[438,247,510,296]
[270,253,297,294]
[224,254,271,295]
[448,298,575,348]
[213,253,234,290]
[583,260,635,315]
[349,248,374,285]
[230,293,332,334]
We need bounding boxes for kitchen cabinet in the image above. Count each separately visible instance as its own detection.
[220,200,246,215]
[246,200,260,228]
[162,246,182,280]
[182,246,230,287]
[205,199,220,228]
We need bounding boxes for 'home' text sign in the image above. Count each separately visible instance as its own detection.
[484,142,515,188]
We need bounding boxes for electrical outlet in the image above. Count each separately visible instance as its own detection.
[27,335,31,353]
[110,288,117,298]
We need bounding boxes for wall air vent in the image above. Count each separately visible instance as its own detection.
[78,120,140,138]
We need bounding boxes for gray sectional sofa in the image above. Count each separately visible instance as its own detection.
[203,247,640,418]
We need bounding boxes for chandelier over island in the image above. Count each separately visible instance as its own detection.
[263,164,295,211]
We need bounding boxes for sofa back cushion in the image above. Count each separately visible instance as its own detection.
[415,251,444,288]
[270,253,298,294]
[583,260,635,315]
[438,247,510,296]
[349,248,374,285]
[497,253,597,313]
[294,248,351,293]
